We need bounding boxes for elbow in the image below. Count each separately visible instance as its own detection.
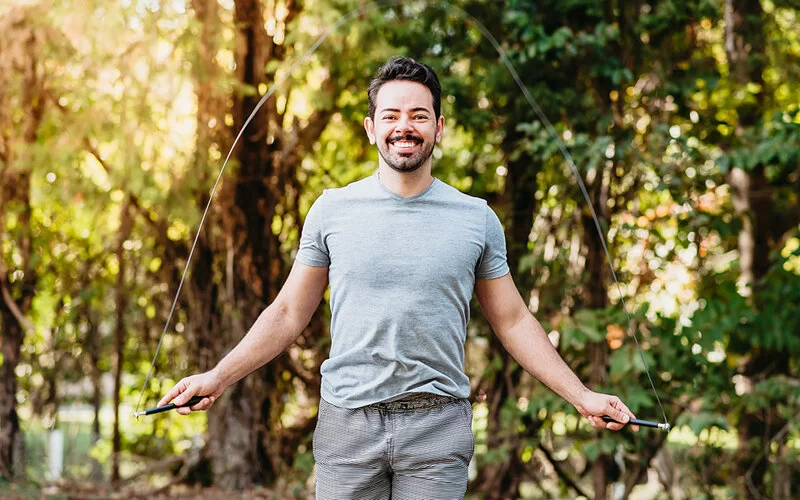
[506,302,532,331]
[493,307,531,342]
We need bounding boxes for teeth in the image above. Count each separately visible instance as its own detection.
[393,141,417,147]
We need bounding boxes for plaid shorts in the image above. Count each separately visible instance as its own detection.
[313,393,474,499]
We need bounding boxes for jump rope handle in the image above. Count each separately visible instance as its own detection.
[135,395,207,418]
[602,415,670,431]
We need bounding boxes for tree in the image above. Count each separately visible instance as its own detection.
[0,5,50,479]
[721,0,800,496]
[168,0,349,487]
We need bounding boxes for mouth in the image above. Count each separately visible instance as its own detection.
[387,137,422,154]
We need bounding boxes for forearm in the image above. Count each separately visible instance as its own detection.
[497,312,588,409]
[212,301,304,389]
[477,275,635,429]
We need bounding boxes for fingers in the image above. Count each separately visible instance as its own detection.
[157,378,190,407]
[609,398,639,432]
[173,380,199,406]
[158,377,206,410]
[589,415,625,431]
[176,395,215,415]
[603,397,639,432]
[157,371,223,416]
[613,399,639,431]
[587,416,608,430]
[610,398,636,423]
[583,394,640,432]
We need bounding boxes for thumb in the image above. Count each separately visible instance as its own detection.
[607,401,630,424]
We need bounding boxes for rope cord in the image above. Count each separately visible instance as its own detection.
[136,0,669,427]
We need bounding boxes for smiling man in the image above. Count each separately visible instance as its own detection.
[366,76,441,174]
[158,56,636,499]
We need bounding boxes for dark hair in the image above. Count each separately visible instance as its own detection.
[367,56,442,120]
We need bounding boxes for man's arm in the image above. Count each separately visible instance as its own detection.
[475,273,636,431]
[158,261,329,414]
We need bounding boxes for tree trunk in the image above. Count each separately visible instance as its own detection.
[87,311,104,481]
[478,129,540,499]
[0,9,45,478]
[111,199,133,484]
[723,2,794,497]
[188,0,226,374]
[178,0,339,486]
[583,164,611,500]
[0,298,26,480]
[729,170,792,498]
[188,0,330,487]
[0,170,34,482]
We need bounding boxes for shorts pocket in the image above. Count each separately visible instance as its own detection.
[453,400,474,459]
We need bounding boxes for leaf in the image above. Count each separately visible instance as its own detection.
[683,412,729,434]
[584,441,600,462]
[609,348,633,377]
[293,452,315,474]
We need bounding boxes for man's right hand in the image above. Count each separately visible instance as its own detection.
[158,369,225,415]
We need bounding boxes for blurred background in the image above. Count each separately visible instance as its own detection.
[0,0,798,498]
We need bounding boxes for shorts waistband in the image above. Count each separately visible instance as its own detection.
[362,393,460,411]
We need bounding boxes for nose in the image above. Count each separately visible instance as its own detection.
[394,114,413,134]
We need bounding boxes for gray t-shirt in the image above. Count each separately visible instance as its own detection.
[296,172,509,408]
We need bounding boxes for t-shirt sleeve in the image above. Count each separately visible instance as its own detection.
[296,192,330,267]
[476,203,510,280]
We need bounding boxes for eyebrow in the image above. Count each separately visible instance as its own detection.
[379,107,431,114]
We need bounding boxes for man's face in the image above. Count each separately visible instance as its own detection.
[364,80,444,173]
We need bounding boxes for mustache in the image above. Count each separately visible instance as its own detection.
[387,134,423,144]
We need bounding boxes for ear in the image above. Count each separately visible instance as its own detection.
[435,115,445,143]
[364,117,376,145]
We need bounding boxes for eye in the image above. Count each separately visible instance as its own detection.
[382,115,396,120]
[414,115,427,120]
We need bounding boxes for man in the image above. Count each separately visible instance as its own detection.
[159,56,636,499]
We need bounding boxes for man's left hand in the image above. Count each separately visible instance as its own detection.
[575,389,639,431]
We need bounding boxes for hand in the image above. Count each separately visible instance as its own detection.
[575,389,639,432]
[158,370,225,415]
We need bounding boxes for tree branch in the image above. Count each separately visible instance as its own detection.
[537,442,590,498]
[45,89,186,261]
[745,408,800,500]
[0,277,35,334]
[122,444,210,497]
[622,432,668,498]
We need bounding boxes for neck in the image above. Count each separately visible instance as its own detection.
[377,163,434,198]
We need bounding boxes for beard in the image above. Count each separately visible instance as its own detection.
[376,134,435,173]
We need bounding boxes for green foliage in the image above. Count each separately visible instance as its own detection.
[719,108,800,174]
[675,411,729,434]
[561,307,628,345]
